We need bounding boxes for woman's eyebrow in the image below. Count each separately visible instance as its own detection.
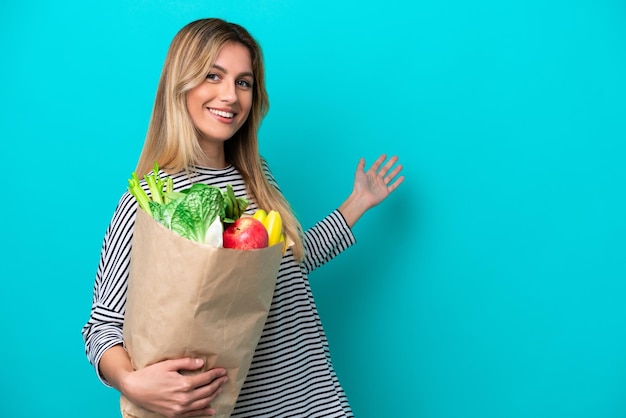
[212,64,254,78]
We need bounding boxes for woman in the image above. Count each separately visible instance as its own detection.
[82,18,404,418]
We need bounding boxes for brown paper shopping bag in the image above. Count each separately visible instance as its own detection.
[120,209,284,418]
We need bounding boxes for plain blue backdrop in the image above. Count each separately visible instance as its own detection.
[2,0,625,417]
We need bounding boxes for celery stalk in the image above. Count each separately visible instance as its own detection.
[128,174,152,217]
[144,173,163,204]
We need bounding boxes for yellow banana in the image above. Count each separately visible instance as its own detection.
[263,210,283,246]
[253,209,267,223]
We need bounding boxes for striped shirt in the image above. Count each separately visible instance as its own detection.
[82,163,356,417]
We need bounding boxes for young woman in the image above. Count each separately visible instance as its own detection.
[82,18,404,418]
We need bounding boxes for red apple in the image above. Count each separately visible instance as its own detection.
[223,217,269,249]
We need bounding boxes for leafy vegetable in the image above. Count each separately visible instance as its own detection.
[127,163,249,245]
[169,184,224,243]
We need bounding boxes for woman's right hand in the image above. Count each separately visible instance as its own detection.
[120,358,228,418]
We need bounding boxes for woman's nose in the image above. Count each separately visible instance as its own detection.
[219,81,237,103]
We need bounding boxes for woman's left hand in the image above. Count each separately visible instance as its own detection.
[353,154,404,209]
[339,154,404,227]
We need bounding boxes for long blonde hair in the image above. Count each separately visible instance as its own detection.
[135,18,304,261]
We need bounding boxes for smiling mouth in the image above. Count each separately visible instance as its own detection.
[209,108,235,119]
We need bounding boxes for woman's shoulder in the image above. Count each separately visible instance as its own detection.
[110,189,140,224]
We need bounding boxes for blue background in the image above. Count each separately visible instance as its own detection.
[2,0,625,417]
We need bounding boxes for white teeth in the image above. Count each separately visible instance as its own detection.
[209,108,234,118]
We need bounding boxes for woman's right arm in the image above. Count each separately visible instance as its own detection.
[82,193,227,417]
[82,192,137,386]
[100,345,228,418]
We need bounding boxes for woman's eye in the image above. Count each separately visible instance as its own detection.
[206,73,219,81]
[237,79,252,88]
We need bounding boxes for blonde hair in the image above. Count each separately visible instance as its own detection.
[135,18,304,261]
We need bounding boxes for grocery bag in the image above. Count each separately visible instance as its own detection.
[120,208,284,418]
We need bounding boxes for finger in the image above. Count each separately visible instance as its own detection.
[378,155,399,177]
[384,163,403,184]
[188,375,227,407]
[181,375,227,416]
[180,384,224,413]
[188,368,227,390]
[387,175,405,193]
[368,154,387,173]
[181,404,218,418]
[356,157,365,173]
[163,357,205,372]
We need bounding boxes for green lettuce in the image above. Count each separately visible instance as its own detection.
[169,184,224,242]
[127,163,247,245]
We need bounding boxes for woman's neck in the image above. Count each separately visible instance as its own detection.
[197,142,227,169]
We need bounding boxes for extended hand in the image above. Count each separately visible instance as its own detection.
[339,154,404,227]
[121,358,228,418]
[353,154,404,209]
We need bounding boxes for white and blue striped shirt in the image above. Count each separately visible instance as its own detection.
[82,163,356,417]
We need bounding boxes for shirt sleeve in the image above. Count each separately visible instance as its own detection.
[81,192,137,387]
[301,209,356,275]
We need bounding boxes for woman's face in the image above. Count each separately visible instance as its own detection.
[186,42,254,148]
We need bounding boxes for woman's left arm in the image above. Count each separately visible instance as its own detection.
[338,154,404,228]
[300,154,404,274]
